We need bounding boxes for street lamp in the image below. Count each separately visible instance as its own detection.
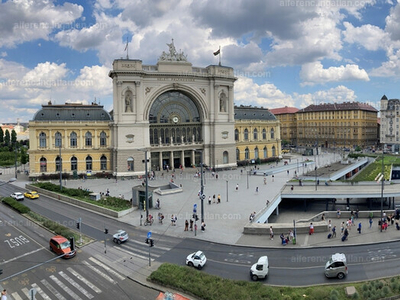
[226,180,229,202]
[138,149,149,221]
[59,144,62,191]
[194,149,205,223]
[380,150,384,233]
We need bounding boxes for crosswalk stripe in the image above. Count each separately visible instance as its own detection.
[89,257,125,281]
[31,283,52,300]
[67,267,102,294]
[50,274,83,300]
[115,246,156,261]
[41,278,67,300]
[82,261,116,284]
[119,243,162,257]
[11,292,23,300]
[127,239,172,251]
[21,288,29,298]
[59,271,94,299]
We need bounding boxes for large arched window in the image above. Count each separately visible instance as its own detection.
[100,131,107,147]
[100,155,107,170]
[235,129,239,141]
[253,128,258,140]
[55,156,62,172]
[244,129,249,140]
[40,157,47,172]
[263,146,268,158]
[127,157,134,172]
[236,148,240,161]
[85,132,92,147]
[39,132,46,148]
[55,132,62,147]
[223,151,229,164]
[262,128,267,140]
[86,156,92,171]
[70,132,77,147]
[270,128,275,139]
[272,146,276,156]
[245,147,249,160]
[254,147,259,159]
[71,156,77,171]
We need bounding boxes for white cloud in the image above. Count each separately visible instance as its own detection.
[343,22,388,51]
[294,85,358,108]
[385,1,400,41]
[300,61,369,86]
[370,48,400,77]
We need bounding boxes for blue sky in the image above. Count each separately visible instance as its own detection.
[1,0,400,123]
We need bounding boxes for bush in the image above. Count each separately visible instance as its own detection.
[1,197,31,213]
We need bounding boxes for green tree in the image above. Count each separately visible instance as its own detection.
[0,127,3,144]
[20,147,29,166]
[4,130,10,146]
[11,129,17,144]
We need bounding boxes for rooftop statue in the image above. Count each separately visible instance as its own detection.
[159,39,188,62]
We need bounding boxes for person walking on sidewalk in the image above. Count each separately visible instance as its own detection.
[235,183,239,191]
[184,220,189,231]
[357,222,362,234]
[369,217,373,228]
[269,226,274,240]
[189,219,193,231]
[332,226,337,237]
[217,194,221,203]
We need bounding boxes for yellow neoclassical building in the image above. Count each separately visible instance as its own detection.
[28,102,112,178]
[234,106,281,162]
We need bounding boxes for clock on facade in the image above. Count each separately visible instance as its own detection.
[172,116,179,124]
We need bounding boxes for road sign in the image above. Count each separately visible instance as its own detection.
[29,288,37,300]
[193,204,197,213]
[147,231,152,239]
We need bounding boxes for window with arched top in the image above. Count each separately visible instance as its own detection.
[254,147,259,159]
[272,146,276,157]
[100,131,107,147]
[39,132,46,148]
[235,129,239,141]
[71,156,77,171]
[223,151,229,164]
[85,132,92,147]
[262,128,267,140]
[253,128,258,140]
[270,128,275,139]
[100,155,107,170]
[55,132,62,147]
[40,157,47,172]
[263,146,267,158]
[127,157,134,172]
[244,129,249,140]
[245,147,249,160]
[70,132,77,147]
[236,148,240,161]
[86,156,92,171]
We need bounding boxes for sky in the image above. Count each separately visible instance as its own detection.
[1,0,400,123]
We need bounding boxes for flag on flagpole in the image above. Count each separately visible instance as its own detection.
[213,49,220,56]
[124,40,128,51]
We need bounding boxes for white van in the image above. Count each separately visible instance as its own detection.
[250,256,269,281]
[325,253,348,279]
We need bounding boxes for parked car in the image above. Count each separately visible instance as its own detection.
[113,230,129,244]
[11,192,24,201]
[49,235,76,258]
[250,256,269,281]
[24,191,39,199]
[325,253,348,279]
[186,250,207,270]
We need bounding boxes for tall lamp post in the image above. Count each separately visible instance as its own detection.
[380,150,384,233]
[138,149,149,221]
[59,144,62,191]
[194,149,205,223]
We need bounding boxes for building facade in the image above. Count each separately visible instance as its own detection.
[28,102,112,177]
[380,95,400,152]
[234,106,281,162]
[269,106,298,146]
[296,102,378,149]
[109,41,237,176]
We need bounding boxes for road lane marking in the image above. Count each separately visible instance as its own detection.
[1,248,44,265]
[41,278,67,300]
[89,257,125,280]
[59,271,94,299]
[82,261,116,284]
[11,292,23,300]
[31,283,52,300]
[50,274,83,300]
[113,246,155,261]
[21,288,29,298]
[67,267,102,294]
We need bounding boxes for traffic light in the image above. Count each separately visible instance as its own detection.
[70,237,75,251]
[0,269,2,275]
[145,238,149,244]
[104,228,108,234]
[149,239,154,247]
[76,221,80,229]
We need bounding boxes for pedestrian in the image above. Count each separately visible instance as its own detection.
[184,220,189,231]
[269,226,274,240]
[213,194,216,204]
[337,209,341,218]
[369,217,373,228]
[235,183,239,191]
[309,222,314,235]
[266,200,270,207]
[264,177,267,185]
[340,222,345,235]
[332,226,336,237]
[289,230,294,241]
[190,219,193,231]
[321,213,325,221]
[355,209,359,219]
[287,170,289,176]
[357,222,362,234]
[201,221,206,232]
[255,187,259,193]
[1,290,6,300]
[290,185,294,192]
[217,194,221,203]
[272,174,275,182]
[328,219,332,231]
[208,196,211,205]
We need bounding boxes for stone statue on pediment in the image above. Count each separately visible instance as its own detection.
[159,39,188,62]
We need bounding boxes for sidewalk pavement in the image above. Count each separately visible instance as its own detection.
[4,152,400,250]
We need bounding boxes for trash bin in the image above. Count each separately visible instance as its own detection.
[292,237,296,245]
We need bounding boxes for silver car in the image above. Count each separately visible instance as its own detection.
[113,230,129,244]
[11,192,24,201]
[325,253,348,279]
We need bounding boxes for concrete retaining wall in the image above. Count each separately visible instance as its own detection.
[244,221,328,235]
[25,184,133,218]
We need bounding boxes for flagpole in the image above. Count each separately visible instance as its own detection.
[126,37,129,59]
[218,46,221,66]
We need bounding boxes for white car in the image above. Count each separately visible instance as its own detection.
[113,230,128,244]
[11,192,24,201]
[186,250,207,270]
